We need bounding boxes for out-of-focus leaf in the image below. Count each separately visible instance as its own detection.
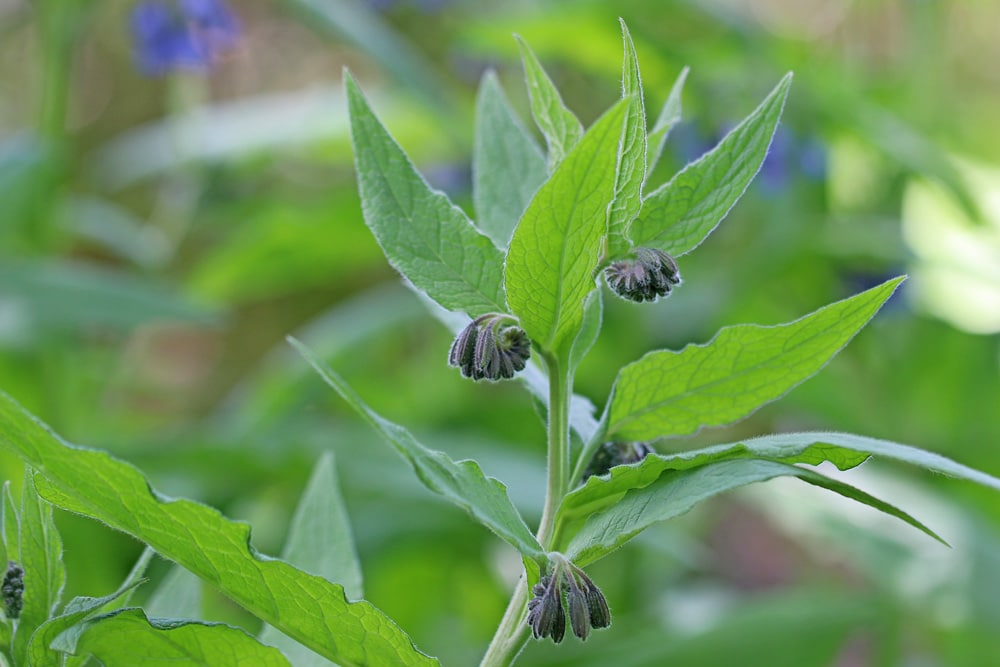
[569,289,603,371]
[646,66,689,178]
[145,565,202,619]
[516,36,583,167]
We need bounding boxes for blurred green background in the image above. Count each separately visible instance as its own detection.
[2,0,1000,665]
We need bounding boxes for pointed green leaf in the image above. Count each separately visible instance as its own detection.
[630,73,792,255]
[346,71,506,317]
[259,452,362,667]
[473,70,548,249]
[146,565,202,619]
[0,391,439,667]
[646,66,689,178]
[565,458,942,566]
[506,98,632,356]
[516,36,583,167]
[291,338,546,563]
[607,278,903,441]
[12,469,65,667]
[2,482,17,559]
[606,19,648,258]
[62,609,292,667]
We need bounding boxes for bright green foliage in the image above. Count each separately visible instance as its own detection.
[564,458,942,566]
[0,391,438,667]
[606,277,904,441]
[515,37,583,168]
[629,73,792,256]
[62,609,292,667]
[645,66,689,178]
[505,98,632,357]
[473,71,547,249]
[145,566,201,619]
[345,72,507,318]
[291,338,546,563]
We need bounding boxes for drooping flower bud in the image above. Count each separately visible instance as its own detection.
[3,560,24,619]
[526,574,566,643]
[582,441,655,480]
[605,247,681,302]
[448,315,531,382]
[527,555,611,643]
[565,571,591,640]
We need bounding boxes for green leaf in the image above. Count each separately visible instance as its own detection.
[506,98,632,356]
[607,277,903,441]
[473,70,548,249]
[646,66,689,178]
[630,73,792,255]
[291,338,546,563]
[345,71,507,318]
[0,391,438,667]
[259,452,362,667]
[12,469,65,667]
[569,289,603,371]
[61,608,292,667]
[565,458,942,566]
[146,565,202,619]
[515,36,583,168]
[606,19,649,259]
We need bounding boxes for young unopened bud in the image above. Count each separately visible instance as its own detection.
[526,574,566,643]
[448,315,531,381]
[565,574,591,640]
[605,247,681,302]
[582,441,655,480]
[3,560,24,619]
[528,555,611,643]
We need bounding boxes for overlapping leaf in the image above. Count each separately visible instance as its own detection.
[646,66,689,178]
[516,37,583,167]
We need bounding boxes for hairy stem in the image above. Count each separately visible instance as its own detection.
[536,353,570,547]
[477,576,530,667]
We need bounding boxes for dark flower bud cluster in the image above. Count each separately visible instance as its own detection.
[3,560,23,620]
[582,441,655,481]
[527,556,610,643]
[604,247,681,302]
[448,314,531,381]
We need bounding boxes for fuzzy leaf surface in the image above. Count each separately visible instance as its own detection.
[630,73,792,255]
[607,278,903,441]
[473,71,547,248]
[506,98,631,356]
[0,391,438,667]
[291,338,546,563]
[646,66,689,178]
[346,72,506,317]
[565,459,941,566]
[516,37,583,167]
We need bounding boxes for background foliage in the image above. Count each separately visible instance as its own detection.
[1,1,999,665]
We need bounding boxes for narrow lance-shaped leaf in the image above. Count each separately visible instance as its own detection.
[3,481,18,559]
[60,608,292,667]
[646,66,689,179]
[606,19,649,259]
[0,390,438,667]
[291,338,546,563]
[346,71,507,317]
[630,73,792,256]
[506,98,632,357]
[565,458,943,566]
[473,70,548,249]
[516,36,583,168]
[607,277,904,441]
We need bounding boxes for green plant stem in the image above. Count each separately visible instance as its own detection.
[536,353,570,547]
[477,577,530,667]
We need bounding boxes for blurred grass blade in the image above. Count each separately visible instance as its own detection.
[346,72,507,318]
[57,608,292,667]
[606,19,648,258]
[473,70,547,249]
[646,66,689,178]
[630,73,792,255]
[565,458,943,566]
[259,452,361,667]
[291,338,547,563]
[516,36,584,168]
[0,391,440,667]
[506,98,632,356]
[607,278,903,441]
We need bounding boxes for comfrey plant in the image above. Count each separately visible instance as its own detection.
[1,20,1000,667]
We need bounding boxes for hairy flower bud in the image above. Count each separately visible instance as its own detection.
[3,560,24,619]
[582,441,655,480]
[526,574,566,643]
[605,247,681,302]
[528,556,611,643]
[448,315,530,381]
[565,575,591,640]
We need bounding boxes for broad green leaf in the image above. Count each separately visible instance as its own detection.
[516,37,583,167]
[62,608,292,667]
[291,338,546,563]
[606,19,648,258]
[506,98,632,356]
[0,391,438,667]
[259,452,362,667]
[565,458,942,566]
[473,70,547,249]
[145,565,202,619]
[630,73,792,256]
[569,289,603,371]
[646,66,689,178]
[345,71,507,318]
[607,277,903,441]
[12,469,65,667]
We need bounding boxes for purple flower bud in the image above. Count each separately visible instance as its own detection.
[2,561,24,619]
[605,248,681,303]
[130,0,240,76]
[582,441,655,480]
[448,315,530,382]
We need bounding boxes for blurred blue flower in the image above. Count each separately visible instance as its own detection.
[130,0,240,76]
